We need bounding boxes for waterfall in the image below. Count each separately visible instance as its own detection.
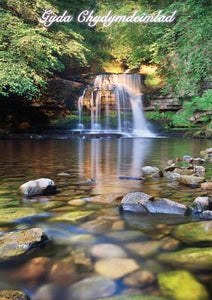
[77,74,154,137]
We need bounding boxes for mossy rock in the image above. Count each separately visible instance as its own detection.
[0,207,39,224]
[172,221,212,245]
[158,270,209,300]
[157,248,212,270]
[50,210,95,222]
[100,296,169,300]
[0,290,30,300]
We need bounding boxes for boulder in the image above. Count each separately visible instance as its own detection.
[68,276,116,300]
[141,166,160,176]
[190,196,211,213]
[172,221,212,245]
[200,211,212,220]
[201,182,212,190]
[157,247,212,270]
[200,148,212,157]
[0,228,48,260]
[120,192,186,215]
[120,192,153,213]
[0,290,29,300]
[194,166,205,177]
[177,175,205,187]
[18,178,57,197]
[158,270,209,300]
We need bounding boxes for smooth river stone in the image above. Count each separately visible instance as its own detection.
[95,258,140,279]
[68,276,116,300]
[68,199,86,206]
[0,228,48,260]
[172,221,212,245]
[68,234,97,245]
[90,243,127,258]
[123,269,155,287]
[18,178,57,197]
[157,247,212,270]
[106,230,148,242]
[158,270,209,300]
[50,210,95,222]
[83,193,126,204]
[126,241,163,258]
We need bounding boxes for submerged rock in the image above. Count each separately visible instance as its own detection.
[94,258,139,279]
[68,276,116,300]
[172,221,212,245]
[106,230,148,242]
[158,270,209,300]
[0,228,48,260]
[123,269,155,287]
[201,182,212,190]
[90,243,127,259]
[18,178,57,197]
[126,241,163,258]
[120,192,186,215]
[0,290,29,300]
[190,196,211,213]
[177,175,205,187]
[157,247,212,270]
[0,207,38,224]
[50,210,95,222]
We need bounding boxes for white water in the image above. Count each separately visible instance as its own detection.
[77,74,155,137]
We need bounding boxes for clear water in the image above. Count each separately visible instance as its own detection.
[0,137,211,299]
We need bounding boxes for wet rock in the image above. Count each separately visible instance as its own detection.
[177,175,205,187]
[0,228,48,260]
[49,261,77,285]
[200,148,212,157]
[160,237,180,251]
[81,218,111,233]
[157,247,212,270]
[172,221,212,245]
[90,243,127,259]
[173,168,194,176]
[121,192,186,215]
[112,220,125,230]
[95,258,139,279]
[141,166,160,175]
[69,248,92,268]
[126,241,163,258]
[32,283,56,300]
[68,199,86,206]
[201,182,212,190]
[68,276,116,300]
[119,176,142,181]
[183,155,192,162]
[191,158,206,165]
[0,207,38,224]
[204,153,212,162]
[120,192,153,213]
[106,230,148,242]
[200,210,212,220]
[0,290,29,300]
[190,196,211,213]
[164,165,176,172]
[158,270,209,300]
[194,166,205,177]
[124,269,155,287]
[18,178,57,197]
[50,210,95,222]
[11,257,50,283]
[165,172,180,181]
[68,234,97,245]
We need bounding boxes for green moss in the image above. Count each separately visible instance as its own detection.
[158,270,209,300]
[172,221,212,245]
[50,210,95,222]
[157,248,212,270]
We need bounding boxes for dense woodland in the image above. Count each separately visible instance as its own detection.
[0,0,211,135]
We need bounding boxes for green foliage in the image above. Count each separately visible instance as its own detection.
[173,89,212,127]
[145,111,175,121]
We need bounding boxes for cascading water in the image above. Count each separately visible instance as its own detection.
[77,74,154,137]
